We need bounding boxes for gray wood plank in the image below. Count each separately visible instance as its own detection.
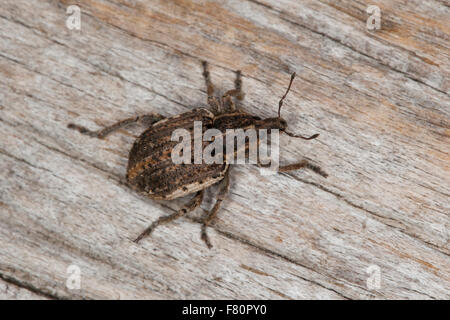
[0,0,448,299]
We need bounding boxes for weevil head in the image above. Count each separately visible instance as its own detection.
[257,72,319,141]
[253,72,293,132]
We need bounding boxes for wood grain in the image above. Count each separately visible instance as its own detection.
[0,0,448,299]
[0,277,49,300]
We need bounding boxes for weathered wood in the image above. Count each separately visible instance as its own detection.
[0,0,448,299]
[0,277,49,300]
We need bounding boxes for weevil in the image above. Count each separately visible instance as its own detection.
[68,61,327,248]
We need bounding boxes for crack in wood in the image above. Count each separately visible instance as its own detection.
[0,272,60,300]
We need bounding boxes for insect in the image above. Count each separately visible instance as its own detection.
[68,61,327,248]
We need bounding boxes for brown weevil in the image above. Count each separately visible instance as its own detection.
[68,61,327,248]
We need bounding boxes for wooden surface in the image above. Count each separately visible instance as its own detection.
[0,0,449,300]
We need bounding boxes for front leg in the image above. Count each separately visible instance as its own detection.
[257,160,328,178]
[68,113,165,139]
[279,160,328,178]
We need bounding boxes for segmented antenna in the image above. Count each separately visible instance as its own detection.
[278,72,296,118]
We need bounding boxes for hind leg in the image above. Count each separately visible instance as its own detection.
[68,113,165,139]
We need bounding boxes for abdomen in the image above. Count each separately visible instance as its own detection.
[126,108,227,200]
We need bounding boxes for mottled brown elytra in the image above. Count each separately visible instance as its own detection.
[68,61,327,248]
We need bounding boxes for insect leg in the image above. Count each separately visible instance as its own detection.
[222,94,236,112]
[202,61,214,97]
[278,160,328,178]
[68,113,165,139]
[222,70,244,111]
[209,96,222,114]
[234,70,245,102]
[200,168,231,248]
[256,159,328,177]
[133,190,205,243]
[202,61,222,114]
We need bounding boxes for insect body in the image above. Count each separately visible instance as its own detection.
[126,108,226,200]
[68,61,327,248]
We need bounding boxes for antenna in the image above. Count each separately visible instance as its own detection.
[285,132,319,140]
[278,72,296,118]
